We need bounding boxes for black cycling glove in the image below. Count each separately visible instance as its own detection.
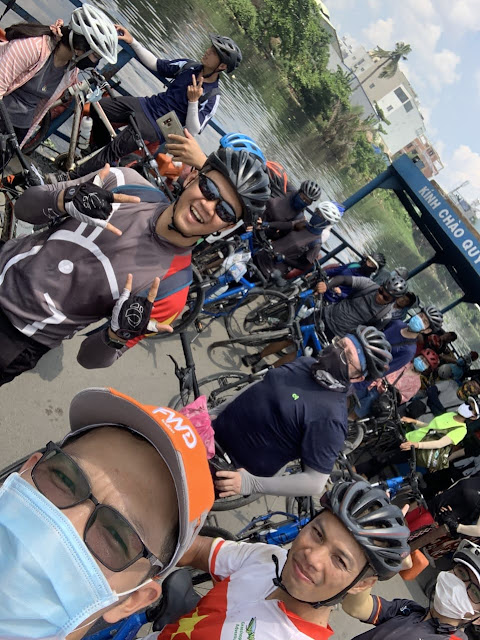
[110,287,155,341]
[63,181,114,223]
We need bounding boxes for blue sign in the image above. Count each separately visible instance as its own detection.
[393,155,480,278]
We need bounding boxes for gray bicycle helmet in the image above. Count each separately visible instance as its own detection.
[454,540,480,584]
[209,34,242,73]
[321,480,411,580]
[346,325,392,380]
[393,266,409,280]
[202,147,271,225]
[421,304,443,331]
[299,180,322,202]
[383,274,407,298]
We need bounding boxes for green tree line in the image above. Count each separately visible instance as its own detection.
[223,0,391,179]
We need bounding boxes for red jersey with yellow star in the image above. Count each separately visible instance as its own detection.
[145,539,334,640]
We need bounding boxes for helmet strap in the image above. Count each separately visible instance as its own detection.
[272,554,371,609]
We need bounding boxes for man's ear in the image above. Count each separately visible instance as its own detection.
[183,168,198,188]
[20,452,44,474]
[347,575,377,595]
[351,374,366,383]
[218,63,227,73]
[102,581,162,624]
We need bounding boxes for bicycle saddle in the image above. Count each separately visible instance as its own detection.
[150,568,201,631]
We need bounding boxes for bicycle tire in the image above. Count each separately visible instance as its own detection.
[170,371,252,411]
[211,492,260,512]
[211,327,292,350]
[199,525,236,540]
[22,111,51,155]
[146,264,206,340]
[0,190,17,242]
[225,288,294,339]
[342,422,365,455]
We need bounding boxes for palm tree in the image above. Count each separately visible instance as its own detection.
[358,42,412,85]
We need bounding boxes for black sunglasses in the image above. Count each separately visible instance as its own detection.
[198,173,238,225]
[31,442,166,572]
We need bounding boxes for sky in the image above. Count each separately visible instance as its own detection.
[329,0,480,203]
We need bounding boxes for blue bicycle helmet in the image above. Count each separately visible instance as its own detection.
[219,132,266,165]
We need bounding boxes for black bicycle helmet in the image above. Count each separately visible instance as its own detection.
[362,252,386,271]
[209,34,242,73]
[383,274,407,298]
[202,147,271,225]
[299,180,322,202]
[421,304,443,331]
[346,325,392,380]
[321,480,411,580]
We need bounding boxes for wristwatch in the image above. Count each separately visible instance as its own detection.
[104,328,126,350]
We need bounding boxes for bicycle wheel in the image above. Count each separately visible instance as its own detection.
[0,190,17,242]
[211,492,260,512]
[211,327,291,351]
[22,111,51,155]
[225,289,294,339]
[170,371,251,410]
[342,422,365,455]
[147,264,205,340]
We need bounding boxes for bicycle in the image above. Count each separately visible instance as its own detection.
[0,97,45,242]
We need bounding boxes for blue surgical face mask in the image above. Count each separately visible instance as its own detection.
[0,472,149,639]
[408,314,425,333]
[291,193,308,211]
[413,356,428,373]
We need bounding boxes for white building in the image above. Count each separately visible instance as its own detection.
[375,80,425,154]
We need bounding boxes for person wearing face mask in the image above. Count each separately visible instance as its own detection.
[0,5,117,156]
[143,479,410,640]
[322,252,386,303]
[0,386,214,639]
[211,326,392,500]
[352,348,440,419]
[344,539,480,639]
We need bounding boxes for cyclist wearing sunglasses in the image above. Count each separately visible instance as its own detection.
[316,273,407,340]
[344,539,480,638]
[0,144,269,384]
[0,386,214,638]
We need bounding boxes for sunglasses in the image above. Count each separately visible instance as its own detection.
[197,173,238,225]
[453,564,480,604]
[31,442,166,572]
[378,288,394,303]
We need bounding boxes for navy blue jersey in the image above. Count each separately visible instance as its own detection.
[383,319,418,375]
[213,357,348,476]
[353,596,466,639]
[139,59,220,140]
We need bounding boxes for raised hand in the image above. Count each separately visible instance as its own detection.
[110,274,173,342]
[115,24,133,44]
[165,129,207,169]
[187,73,204,102]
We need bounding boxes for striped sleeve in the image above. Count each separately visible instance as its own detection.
[0,37,42,96]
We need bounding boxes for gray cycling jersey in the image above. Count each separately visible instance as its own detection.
[0,168,190,351]
[3,54,66,128]
[324,275,394,336]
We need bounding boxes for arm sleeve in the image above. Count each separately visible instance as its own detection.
[0,38,41,97]
[130,38,158,72]
[14,170,102,224]
[365,597,422,625]
[239,466,329,497]
[326,275,353,289]
[266,220,295,231]
[457,515,480,537]
[185,100,201,135]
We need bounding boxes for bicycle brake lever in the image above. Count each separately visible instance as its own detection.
[167,354,181,377]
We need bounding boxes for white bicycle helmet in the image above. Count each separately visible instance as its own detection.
[69,4,118,65]
[316,201,344,224]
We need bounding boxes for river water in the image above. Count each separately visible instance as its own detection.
[14,0,479,351]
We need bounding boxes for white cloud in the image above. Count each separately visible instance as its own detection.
[362,18,394,49]
[437,0,480,33]
[429,49,461,88]
[439,145,480,200]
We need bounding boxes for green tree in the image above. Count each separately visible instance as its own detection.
[360,42,412,85]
